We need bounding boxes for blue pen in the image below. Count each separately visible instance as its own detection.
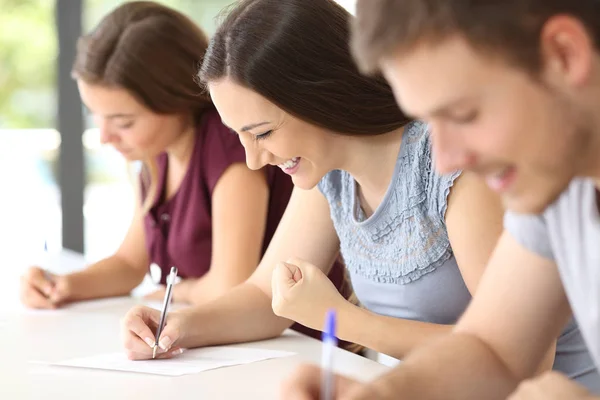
[321,309,337,400]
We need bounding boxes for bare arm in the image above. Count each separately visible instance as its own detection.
[178,185,341,348]
[65,203,149,301]
[354,232,572,400]
[176,163,271,305]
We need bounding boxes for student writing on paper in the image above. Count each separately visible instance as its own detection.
[122,1,592,386]
[284,0,600,399]
[18,2,355,350]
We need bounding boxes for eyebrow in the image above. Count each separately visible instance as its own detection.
[428,97,472,118]
[240,121,270,132]
[81,104,135,120]
[106,113,135,119]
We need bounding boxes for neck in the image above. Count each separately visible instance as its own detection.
[166,121,196,170]
[333,125,406,195]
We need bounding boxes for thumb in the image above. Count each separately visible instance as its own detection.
[286,257,315,278]
[274,262,303,289]
[49,276,70,304]
[158,315,181,352]
[271,262,304,313]
[26,267,55,296]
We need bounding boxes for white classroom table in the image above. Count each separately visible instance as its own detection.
[1,251,390,399]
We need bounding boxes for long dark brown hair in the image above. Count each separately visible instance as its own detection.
[72,1,212,211]
[198,0,411,136]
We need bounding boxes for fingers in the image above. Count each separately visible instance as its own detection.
[274,262,302,289]
[19,277,56,309]
[280,364,322,400]
[157,317,182,351]
[121,306,184,360]
[272,263,300,317]
[20,267,57,309]
[281,364,363,400]
[281,262,303,283]
[125,346,185,361]
[47,277,71,305]
[23,267,54,296]
[121,306,160,352]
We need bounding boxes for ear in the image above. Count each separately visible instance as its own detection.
[539,15,594,88]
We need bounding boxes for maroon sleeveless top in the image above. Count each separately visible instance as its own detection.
[141,109,351,343]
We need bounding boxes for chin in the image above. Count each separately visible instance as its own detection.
[291,175,321,190]
[502,183,568,215]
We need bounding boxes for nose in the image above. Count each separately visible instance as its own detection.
[244,146,272,170]
[97,119,118,145]
[238,134,272,171]
[429,123,475,174]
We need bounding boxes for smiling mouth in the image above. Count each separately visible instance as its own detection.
[277,157,300,173]
[278,157,299,169]
[484,166,517,193]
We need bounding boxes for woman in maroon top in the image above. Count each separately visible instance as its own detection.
[18,2,350,318]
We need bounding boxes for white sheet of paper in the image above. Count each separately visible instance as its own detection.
[40,346,296,376]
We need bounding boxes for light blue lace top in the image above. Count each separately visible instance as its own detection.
[319,121,458,285]
[317,121,600,390]
[318,121,468,325]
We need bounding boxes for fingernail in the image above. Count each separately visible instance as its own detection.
[144,337,155,348]
[159,336,172,350]
[173,348,184,355]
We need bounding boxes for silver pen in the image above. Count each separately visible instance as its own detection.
[152,266,178,359]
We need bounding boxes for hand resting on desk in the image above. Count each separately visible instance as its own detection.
[20,266,72,309]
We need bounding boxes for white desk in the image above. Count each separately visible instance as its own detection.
[1,252,390,399]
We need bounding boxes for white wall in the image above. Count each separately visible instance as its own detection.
[334,0,356,15]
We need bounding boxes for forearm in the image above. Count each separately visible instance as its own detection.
[179,282,294,348]
[185,272,240,306]
[66,255,146,301]
[338,304,453,359]
[361,332,518,400]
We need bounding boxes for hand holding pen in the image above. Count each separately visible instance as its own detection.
[19,240,71,309]
[280,309,375,399]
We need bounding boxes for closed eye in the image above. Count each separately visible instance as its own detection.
[450,110,478,124]
[117,121,134,129]
[254,130,273,141]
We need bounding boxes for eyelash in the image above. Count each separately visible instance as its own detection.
[254,130,273,141]
[453,111,478,123]
[118,122,134,129]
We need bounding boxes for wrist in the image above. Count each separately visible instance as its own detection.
[60,272,81,301]
[178,306,208,348]
[174,279,195,304]
[332,299,370,347]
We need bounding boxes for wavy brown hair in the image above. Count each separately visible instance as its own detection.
[72,1,212,212]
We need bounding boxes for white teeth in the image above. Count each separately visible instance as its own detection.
[492,168,508,178]
[279,157,299,170]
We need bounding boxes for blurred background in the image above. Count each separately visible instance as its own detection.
[1,0,355,267]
